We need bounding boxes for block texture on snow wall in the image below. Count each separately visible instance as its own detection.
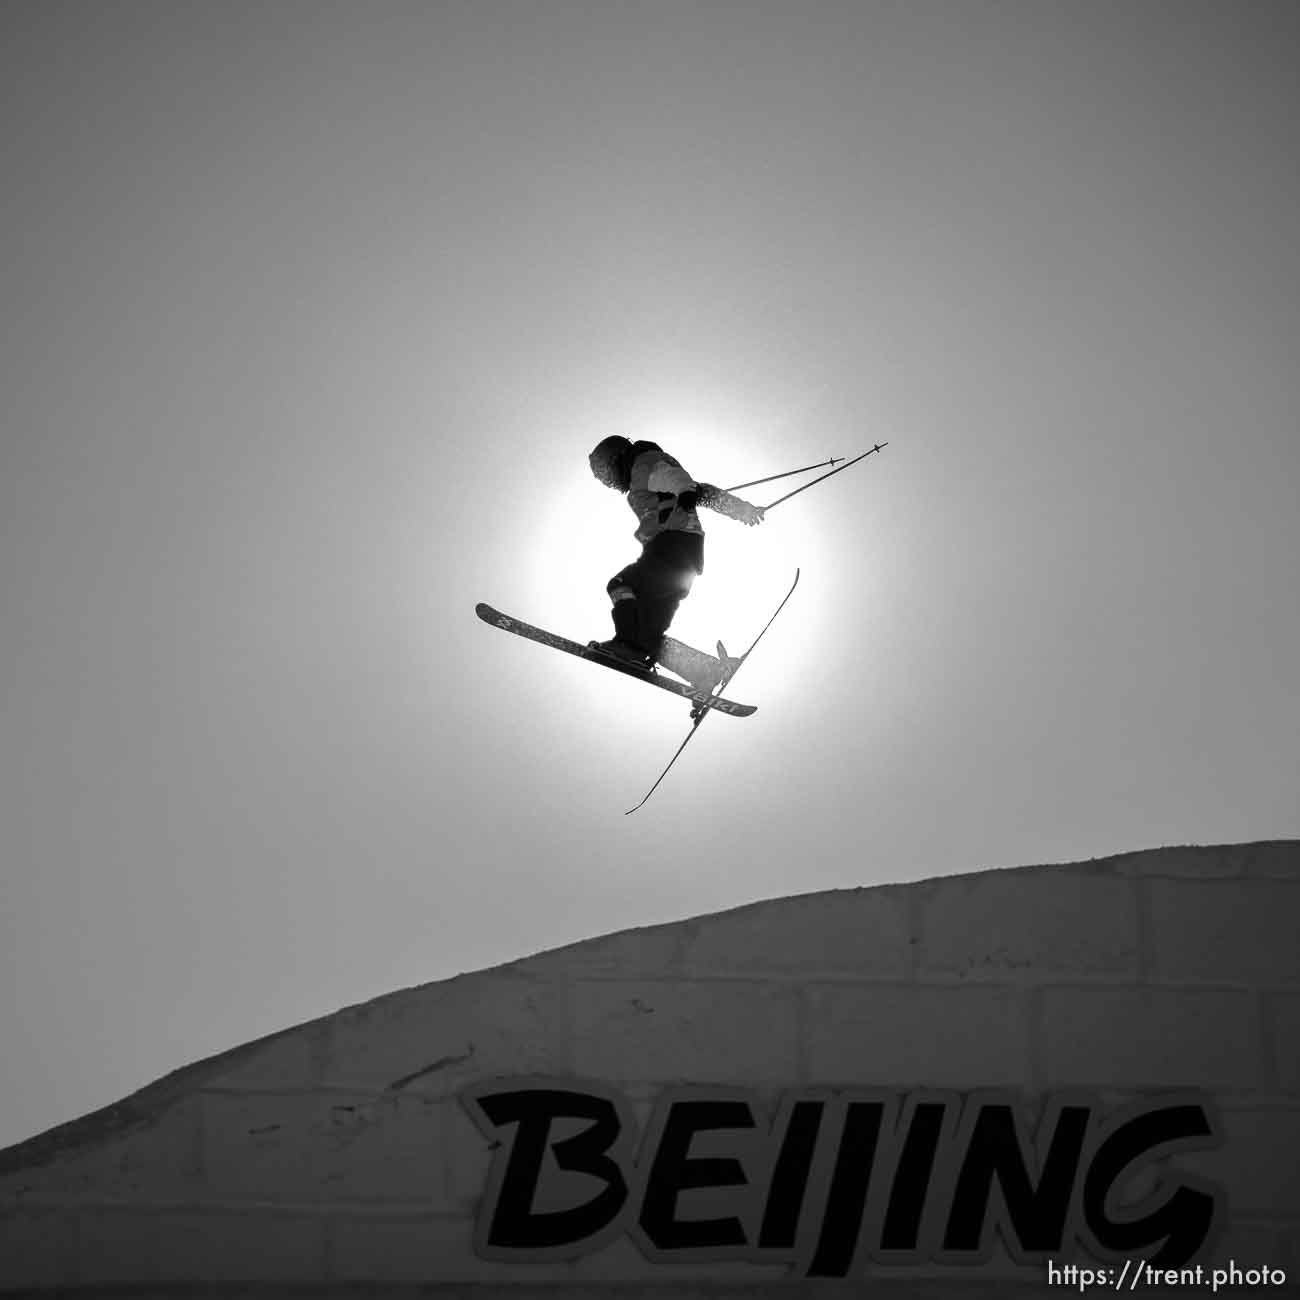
[1,841,1298,1298]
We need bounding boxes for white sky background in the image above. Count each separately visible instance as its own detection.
[2,0,1296,1149]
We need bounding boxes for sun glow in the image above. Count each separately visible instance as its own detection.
[520,439,833,707]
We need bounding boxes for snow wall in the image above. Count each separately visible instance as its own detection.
[2,841,1298,1298]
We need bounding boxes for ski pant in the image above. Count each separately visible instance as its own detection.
[606,531,705,661]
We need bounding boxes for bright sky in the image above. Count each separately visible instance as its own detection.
[2,0,1297,1150]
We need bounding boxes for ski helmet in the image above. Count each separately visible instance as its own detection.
[589,435,633,490]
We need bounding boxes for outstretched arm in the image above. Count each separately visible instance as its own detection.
[695,483,765,526]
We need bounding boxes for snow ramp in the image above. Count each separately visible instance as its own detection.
[2,841,1298,1297]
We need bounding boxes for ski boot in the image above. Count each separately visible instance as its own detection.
[587,638,653,672]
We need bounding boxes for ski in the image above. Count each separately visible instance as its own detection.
[625,568,800,815]
[475,604,757,718]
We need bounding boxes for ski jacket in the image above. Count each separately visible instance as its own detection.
[624,442,752,545]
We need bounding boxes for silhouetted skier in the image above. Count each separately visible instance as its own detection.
[587,435,764,693]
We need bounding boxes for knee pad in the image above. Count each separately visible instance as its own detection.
[606,582,637,604]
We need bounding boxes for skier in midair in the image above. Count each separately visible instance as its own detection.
[587,435,764,693]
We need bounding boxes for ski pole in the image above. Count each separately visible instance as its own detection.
[724,457,843,493]
[762,443,887,512]
[626,569,801,814]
